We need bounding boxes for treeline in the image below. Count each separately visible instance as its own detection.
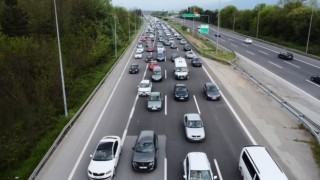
[179,0,320,55]
[0,0,142,178]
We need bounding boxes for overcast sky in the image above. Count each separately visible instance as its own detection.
[112,0,279,11]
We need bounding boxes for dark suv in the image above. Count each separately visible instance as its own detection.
[278,51,293,60]
[310,75,320,85]
[132,130,158,171]
[174,84,189,101]
[203,82,221,101]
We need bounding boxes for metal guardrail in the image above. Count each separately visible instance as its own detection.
[29,27,144,180]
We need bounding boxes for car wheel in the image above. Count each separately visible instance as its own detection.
[310,77,314,82]
[206,95,210,100]
[113,167,116,177]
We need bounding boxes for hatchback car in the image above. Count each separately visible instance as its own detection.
[145,54,153,63]
[171,53,179,62]
[174,84,189,101]
[191,57,203,67]
[138,80,152,96]
[203,82,221,100]
[163,40,171,46]
[278,51,293,60]
[170,43,177,49]
[157,52,166,61]
[149,60,160,71]
[88,136,121,180]
[183,113,205,141]
[146,46,154,52]
[152,66,162,82]
[129,63,139,74]
[183,152,217,180]
[310,75,320,85]
[132,130,158,171]
[177,36,183,40]
[186,51,196,59]
[183,44,192,51]
[180,39,187,45]
[244,38,252,44]
[134,51,143,59]
[147,92,163,111]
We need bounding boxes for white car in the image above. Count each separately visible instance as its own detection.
[244,38,253,44]
[134,51,143,59]
[137,46,144,53]
[185,51,196,59]
[157,45,165,52]
[149,34,155,38]
[184,113,205,141]
[88,136,121,180]
[138,79,152,96]
[183,152,217,180]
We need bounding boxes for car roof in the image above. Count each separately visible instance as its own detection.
[188,152,211,170]
[137,130,155,143]
[185,113,201,121]
[141,79,150,84]
[175,84,186,87]
[99,136,120,144]
[131,63,138,66]
[205,82,215,87]
[150,92,161,96]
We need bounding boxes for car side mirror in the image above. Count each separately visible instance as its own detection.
[213,175,218,179]
[89,154,93,158]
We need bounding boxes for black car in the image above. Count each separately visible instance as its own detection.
[157,52,165,61]
[191,57,203,67]
[310,75,320,85]
[177,36,183,40]
[132,130,158,171]
[163,40,171,46]
[203,82,221,101]
[171,53,179,62]
[183,44,192,51]
[278,51,293,60]
[170,43,177,49]
[145,54,153,63]
[174,84,189,101]
[129,63,139,74]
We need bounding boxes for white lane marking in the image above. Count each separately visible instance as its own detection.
[231,43,238,48]
[307,79,320,88]
[193,95,201,115]
[246,51,255,55]
[214,159,223,180]
[294,58,320,69]
[258,50,269,55]
[268,61,282,69]
[122,92,139,144]
[143,64,148,78]
[68,36,138,180]
[165,69,167,79]
[284,61,300,68]
[253,43,278,53]
[202,66,257,144]
[177,48,180,52]
[236,52,320,104]
[242,44,248,47]
[164,158,167,180]
[165,95,167,115]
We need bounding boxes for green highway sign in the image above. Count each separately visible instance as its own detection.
[199,24,209,34]
[182,14,200,18]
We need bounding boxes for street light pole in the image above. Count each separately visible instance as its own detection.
[216,0,221,54]
[53,0,68,117]
[233,11,235,32]
[128,13,130,40]
[256,5,261,38]
[306,6,314,54]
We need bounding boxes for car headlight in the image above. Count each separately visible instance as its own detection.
[88,170,92,175]
[106,170,112,175]
[149,162,154,166]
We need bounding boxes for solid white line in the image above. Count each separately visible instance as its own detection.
[193,95,201,115]
[284,61,300,68]
[164,158,167,180]
[268,61,282,68]
[258,50,269,55]
[253,43,278,53]
[246,51,255,55]
[165,95,167,115]
[214,159,223,180]
[177,48,180,52]
[231,43,238,47]
[294,58,320,69]
[202,66,257,144]
[307,79,320,88]
[143,64,148,78]
[68,37,137,180]
[165,69,167,79]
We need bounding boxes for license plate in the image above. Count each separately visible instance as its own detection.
[180,98,184,100]
[140,166,147,169]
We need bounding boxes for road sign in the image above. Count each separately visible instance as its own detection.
[182,14,200,18]
[199,24,209,34]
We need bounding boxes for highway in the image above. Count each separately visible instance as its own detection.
[177,18,320,101]
[34,19,294,180]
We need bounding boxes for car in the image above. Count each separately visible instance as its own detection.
[310,75,320,84]
[163,40,171,46]
[147,92,163,111]
[170,43,177,49]
[183,44,192,51]
[132,130,158,171]
[152,66,162,82]
[149,60,160,71]
[185,51,196,59]
[174,33,180,37]
[145,54,153,63]
[157,52,166,61]
[180,39,187,45]
[149,34,155,38]
[129,63,139,74]
[138,79,152,96]
[191,57,202,67]
[87,136,122,180]
[134,51,143,59]
[203,82,221,100]
[136,46,144,53]
[166,32,171,36]
[168,37,174,43]
[278,51,293,60]
[177,36,183,40]
[171,53,179,62]
[183,113,205,141]
[174,84,189,101]
[157,45,165,52]
[183,152,217,180]
[244,38,253,44]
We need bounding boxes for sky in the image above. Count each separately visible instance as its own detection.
[112,0,280,11]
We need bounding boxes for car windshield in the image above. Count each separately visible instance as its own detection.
[131,65,138,68]
[190,170,212,180]
[207,86,218,92]
[176,86,187,92]
[153,71,161,75]
[149,95,161,101]
[93,142,113,161]
[158,53,164,57]
[135,142,155,153]
[187,120,203,128]
[140,83,149,88]
[176,67,187,72]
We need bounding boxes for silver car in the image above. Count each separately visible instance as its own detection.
[185,51,196,59]
[184,113,205,141]
[147,92,163,111]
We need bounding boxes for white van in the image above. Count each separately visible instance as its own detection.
[174,57,189,80]
[239,146,288,180]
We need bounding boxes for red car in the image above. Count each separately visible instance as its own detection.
[149,60,160,71]
[147,46,154,52]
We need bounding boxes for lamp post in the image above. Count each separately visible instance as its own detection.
[216,0,221,54]
[232,11,235,32]
[256,4,261,38]
[53,0,68,117]
[306,5,314,54]
[128,13,131,40]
